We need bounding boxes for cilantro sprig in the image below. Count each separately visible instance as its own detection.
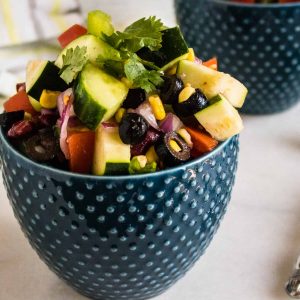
[105,16,165,53]
[124,55,163,93]
[100,16,166,92]
[59,46,88,84]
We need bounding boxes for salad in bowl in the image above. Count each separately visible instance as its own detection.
[0,9,247,176]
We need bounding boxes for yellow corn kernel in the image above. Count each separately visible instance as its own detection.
[148,95,166,121]
[178,84,196,103]
[40,90,60,109]
[115,108,126,123]
[63,94,70,105]
[136,155,147,168]
[24,112,32,120]
[170,140,181,152]
[166,65,177,76]
[146,146,159,163]
[177,128,193,148]
[187,48,195,62]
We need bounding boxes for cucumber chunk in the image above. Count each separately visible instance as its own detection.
[74,63,128,130]
[137,27,189,71]
[88,10,114,38]
[26,60,68,102]
[55,34,120,69]
[93,125,131,176]
[194,94,243,141]
[177,60,248,108]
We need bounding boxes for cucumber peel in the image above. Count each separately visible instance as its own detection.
[194,94,244,141]
[177,60,248,108]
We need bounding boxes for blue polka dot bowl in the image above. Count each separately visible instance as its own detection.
[0,129,239,300]
[175,0,300,114]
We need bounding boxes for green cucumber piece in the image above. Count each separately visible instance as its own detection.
[26,60,68,102]
[194,94,243,141]
[159,27,189,71]
[55,34,120,69]
[137,26,189,71]
[74,63,128,130]
[87,10,114,38]
[177,60,248,108]
[93,125,130,176]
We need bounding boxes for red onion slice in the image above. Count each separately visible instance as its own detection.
[57,88,74,117]
[135,101,159,130]
[59,90,74,159]
[159,113,183,133]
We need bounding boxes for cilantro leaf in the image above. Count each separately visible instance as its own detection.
[124,55,163,93]
[106,16,165,53]
[59,46,88,84]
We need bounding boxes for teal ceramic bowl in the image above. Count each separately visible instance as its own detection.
[175,0,300,114]
[0,129,239,300]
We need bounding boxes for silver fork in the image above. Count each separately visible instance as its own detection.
[286,256,300,298]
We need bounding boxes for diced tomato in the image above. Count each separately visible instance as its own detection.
[185,126,218,158]
[67,130,95,174]
[3,90,36,115]
[57,24,87,48]
[203,57,218,71]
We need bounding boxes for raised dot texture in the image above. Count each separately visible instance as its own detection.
[1,121,239,300]
[176,1,300,114]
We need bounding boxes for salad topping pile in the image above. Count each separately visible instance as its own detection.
[0,10,248,176]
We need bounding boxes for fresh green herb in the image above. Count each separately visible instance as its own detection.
[59,46,88,84]
[105,16,165,53]
[129,156,157,175]
[124,55,163,93]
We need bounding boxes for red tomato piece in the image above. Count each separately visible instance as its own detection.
[203,57,218,71]
[4,90,36,115]
[57,24,87,48]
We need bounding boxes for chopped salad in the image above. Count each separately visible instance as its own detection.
[0,10,247,176]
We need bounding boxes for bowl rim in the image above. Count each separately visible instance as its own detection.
[0,128,235,180]
[210,0,300,8]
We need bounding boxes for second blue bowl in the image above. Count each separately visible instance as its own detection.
[175,0,300,114]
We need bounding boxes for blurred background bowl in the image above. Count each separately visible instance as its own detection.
[175,0,300,114]
[0,129,238,300]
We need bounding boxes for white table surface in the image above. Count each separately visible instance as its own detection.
[1,1,300,299]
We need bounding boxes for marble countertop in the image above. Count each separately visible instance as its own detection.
[1,1,300,299]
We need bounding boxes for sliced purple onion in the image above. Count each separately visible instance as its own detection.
[57,88,74,117]
[41,108,58,116]
[159,113,183,133]
[59,90,74,159]
[68,116,83,128]
[102,122,118,128]
[195,57,202,65]
[135,101,159,130]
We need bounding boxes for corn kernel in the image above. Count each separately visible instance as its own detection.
[40,90,60,109]
[148,95,166,121]
[24,112,32,120]
[146,146,159,163]
[170,140,181,152]
[166,65,177,76]
[187,48,195,62]
[178,84,196,103]
[177,128,193,148]
[115,108,126,123]
[136,155,147,168]
[63,95,70,105]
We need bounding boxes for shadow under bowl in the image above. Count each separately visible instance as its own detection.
[175,0,300,114]
[0,129,239,300]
